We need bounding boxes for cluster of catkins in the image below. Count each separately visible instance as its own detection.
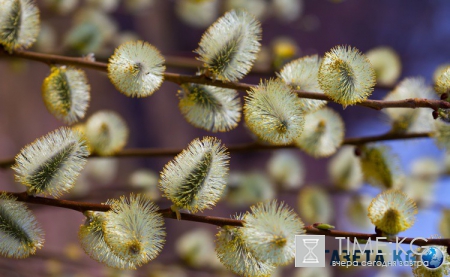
[1,127,306,276]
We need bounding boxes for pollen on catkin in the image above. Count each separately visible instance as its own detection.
[159,137,229,213]
[368,189,417,237]
[108,40,165,97]
[0,0,40,52]
[241,200,305,266]
[277,54,327,112]
[435,66,450,96]
[359,145,402,189]
[85,110,129,156]
[178,83,241,132]
[42,66,90,125]
[318,45,376,108]
[383,77,435,133]
[79,211,135,269]
[294,107,345,158]
[0,193,44,258]
[12,127,89,197]
[215,215,275,277]
[71,123,92,153]
[244,78,305,145]
[103,194,166,266]
[195,9,262,81]
[434,64,450,84]
[366,46,402,86]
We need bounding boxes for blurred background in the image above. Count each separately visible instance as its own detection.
[1,0,450,276]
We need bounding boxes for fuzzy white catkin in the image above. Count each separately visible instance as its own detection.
[79,212,135,269]
[12,127,89,197]
[366,46,401,86]
[0,193,45,258]
[159,137,229,213]
[278,54,326,113]
[215,217,275,277]
[103,194,166,266]
[225,172,275,207]
[368,189,417,236]
[108,40,165,97]
[295,107,345,158]
[328,146,363,190]
[241,200,305,266]
[267,150,304,189]
[383,77,436,133]
[178,84,241,132]
[42,66,91,125]
[298,186,333,223]
[319,45,376,108]
[0,0,40,52]
[175,0,219,28]
[195,9,262,81]
[85,110,129,156]
[244,79,305,145]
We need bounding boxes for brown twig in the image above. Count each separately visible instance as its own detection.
[2,191,449,247]
[343,131,431,145]
[0,132,432,169]
[3,49,447,110]
[153,55,394,90]
[165,53,275,73]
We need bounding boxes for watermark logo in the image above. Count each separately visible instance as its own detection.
[295,236,449,269]
[421,246,444,270]
[295,235,325,267]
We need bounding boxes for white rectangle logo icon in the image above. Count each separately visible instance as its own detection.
[295,235,326,267]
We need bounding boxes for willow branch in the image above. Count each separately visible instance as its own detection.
[2,191,449,247]
[111,131,431,157]
[0,132,431,169]
[343,131,431,145]
[150,55,395,90]
[2,49,447,110]
[165,55,273,75]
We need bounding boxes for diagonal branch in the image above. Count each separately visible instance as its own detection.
[0,132,432,169]
[150,55,397,90]
[2,191,449,248]
[2,49,449,111]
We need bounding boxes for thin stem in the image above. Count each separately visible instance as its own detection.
[1,191,449,247]
[165,55,271,74]
[0,132,431,169]
[343,131,431,145]
[147,55,395,90]
[2,49,447,110]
